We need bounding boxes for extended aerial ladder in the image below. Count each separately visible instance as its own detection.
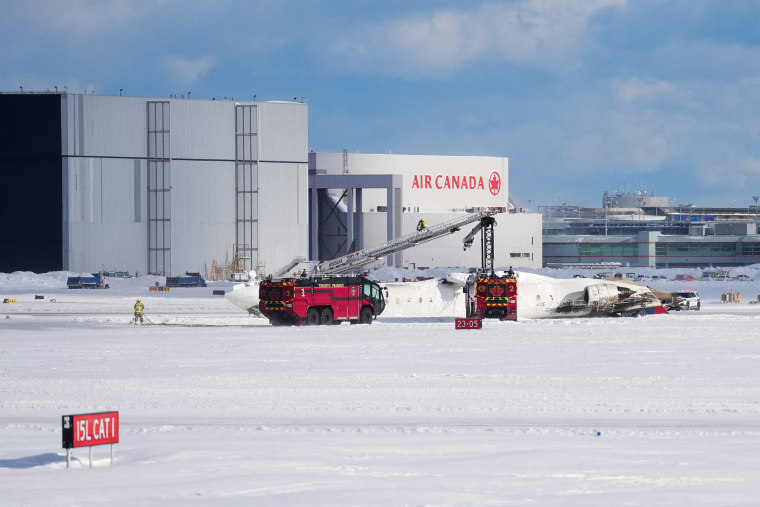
[274,209,500,277]
[462,215,497,275]
[321,209,500,274]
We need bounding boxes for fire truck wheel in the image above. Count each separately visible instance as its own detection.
[359,307,373,324]
[306,308,321,325]
[320,308,334,325]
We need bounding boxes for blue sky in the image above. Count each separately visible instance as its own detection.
[3,0,760,209]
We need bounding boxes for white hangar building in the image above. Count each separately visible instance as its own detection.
[309,152,542,270]
[0,92,308,276]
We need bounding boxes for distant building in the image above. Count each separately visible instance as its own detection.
[602,190,669,209]
[542,193,760,267]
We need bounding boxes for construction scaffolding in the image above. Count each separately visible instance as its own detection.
[208,252,249,281]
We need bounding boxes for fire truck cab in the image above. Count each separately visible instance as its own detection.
[464,274,517,321]
[259,276,386,325]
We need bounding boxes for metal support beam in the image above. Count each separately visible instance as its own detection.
[310,187,318,259]
[347,187,354,254]
[309,173,403,266]
[355,189,363,251]
[386,186,394,265]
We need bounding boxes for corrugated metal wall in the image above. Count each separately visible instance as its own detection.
[257,162,309,275]
[65,156,148,273]
[258,102,308,162]
[62,95,147,158]
[62,94,309,276]
[171,100,235,160]
[170,160,236,273]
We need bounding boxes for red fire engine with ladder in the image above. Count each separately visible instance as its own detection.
[260,210,501,326]
[259,275,386,325]
[462,216,517,321]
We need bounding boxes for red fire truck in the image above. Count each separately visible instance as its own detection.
[460,215,517,321]
[259,276,386,325]
[464,275,517,321]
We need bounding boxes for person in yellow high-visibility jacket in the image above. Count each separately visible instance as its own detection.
[134,298,145,324]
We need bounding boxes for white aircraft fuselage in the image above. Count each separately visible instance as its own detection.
[224,271,667,320]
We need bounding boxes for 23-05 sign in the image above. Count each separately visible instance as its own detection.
[455,318,482,329]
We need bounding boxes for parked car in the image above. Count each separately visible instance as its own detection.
[733,274,753,281]
[675,274,696,281]
[668,290,701,311]
[651,275,668,281]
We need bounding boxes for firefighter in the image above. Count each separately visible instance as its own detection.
[134,298,145,324]
[417,219,427,232]
[507,266,515,278]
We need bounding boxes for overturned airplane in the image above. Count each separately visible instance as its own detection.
[498,272,670,319]
[379,271,670,320]
[225,270,672,321]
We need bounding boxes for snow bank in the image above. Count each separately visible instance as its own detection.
[0,271,76,291]
[2,269,760,504]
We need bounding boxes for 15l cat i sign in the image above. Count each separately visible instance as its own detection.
[62,411,119,448]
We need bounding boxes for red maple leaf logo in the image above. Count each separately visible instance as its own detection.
[488,171,501,196]
[489,285,504,297]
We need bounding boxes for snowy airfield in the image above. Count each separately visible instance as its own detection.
[2,268,760,506]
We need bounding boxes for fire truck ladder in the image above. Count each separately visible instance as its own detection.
[319,209,500,275]
[462,215,497,274]
[274,256,307,278]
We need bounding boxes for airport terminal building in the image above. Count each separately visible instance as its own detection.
[1,92,541,275]
[542,200,760,268]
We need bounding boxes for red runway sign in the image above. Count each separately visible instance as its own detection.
[455,318,482,329]
[62,411,119,448]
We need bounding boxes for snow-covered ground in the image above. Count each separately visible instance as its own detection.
[2,268,760,505]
